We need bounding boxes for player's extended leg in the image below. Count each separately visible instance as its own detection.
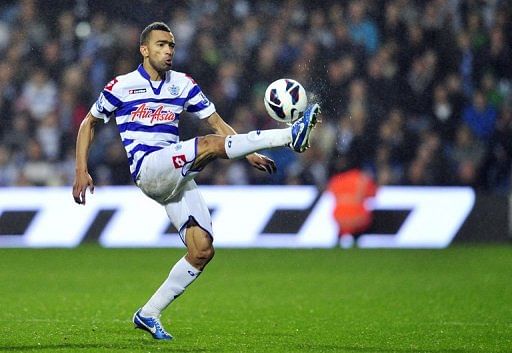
[192,104,321,170]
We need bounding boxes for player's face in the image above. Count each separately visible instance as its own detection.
[143,30,175,72]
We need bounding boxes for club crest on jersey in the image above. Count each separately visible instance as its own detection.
[172,155,186,168]
[129,88,147,94]
[168,85,180,96]
[130,103,176,123]
[199,92,210,106]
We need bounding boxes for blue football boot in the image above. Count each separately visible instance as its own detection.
[290,103,321,152]
[133,308,173,340]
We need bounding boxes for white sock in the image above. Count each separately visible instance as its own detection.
[140,257,201,317]
[225,128,292,159]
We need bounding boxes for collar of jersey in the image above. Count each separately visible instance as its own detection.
[137,64,167,95]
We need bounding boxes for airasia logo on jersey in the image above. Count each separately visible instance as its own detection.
[130,104,176,123]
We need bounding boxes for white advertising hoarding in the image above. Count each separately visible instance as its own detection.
[0,186,475,248]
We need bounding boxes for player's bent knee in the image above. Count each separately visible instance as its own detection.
[197,135,225,157]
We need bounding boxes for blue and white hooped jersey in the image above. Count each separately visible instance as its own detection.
[90,64,216,182]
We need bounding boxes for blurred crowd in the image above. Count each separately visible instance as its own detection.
[0,0,511,193]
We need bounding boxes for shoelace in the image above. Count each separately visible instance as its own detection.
[153,318,168,335]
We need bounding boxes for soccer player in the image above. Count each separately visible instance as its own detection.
[72,22,320,340]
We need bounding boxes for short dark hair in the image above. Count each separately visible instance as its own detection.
[140,22,171,46]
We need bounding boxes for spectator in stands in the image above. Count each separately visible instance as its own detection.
[19,139,57,186]
[3,113,31,158]
[463,90,497,142]
[381,1,407,44]
[17,68,57,121]
[431,83,459,142]
[407,50,438,115]
[481,102,512,192]
[457,31,475,98]
[447,124,486,187]
[405,130,451,185]
[347,0,379,55]
[0,145,17,186]
[483,27,511,83]
[80,12,114,95]
[36,113,61,162]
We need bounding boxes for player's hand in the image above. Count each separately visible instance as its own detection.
[72,171,95,205]
[246,153,276,174]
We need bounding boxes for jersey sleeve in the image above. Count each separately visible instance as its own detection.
[183,79,216,119]
[90,77,123,123]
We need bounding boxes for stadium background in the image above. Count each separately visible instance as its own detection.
[1,0,511,246]
[0,0,511,191]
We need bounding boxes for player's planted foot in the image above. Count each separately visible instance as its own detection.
[133,308,173,340]
[290,103,321,153]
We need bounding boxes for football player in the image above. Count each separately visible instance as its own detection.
[72,22,320,340]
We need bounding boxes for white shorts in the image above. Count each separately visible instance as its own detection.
[136,138,212,243]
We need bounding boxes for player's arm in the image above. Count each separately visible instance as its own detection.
[205,111,237,136]
[205,112,276,174]
[72,112,99,205]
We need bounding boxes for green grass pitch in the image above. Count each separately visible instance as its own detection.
[0,245,511,352]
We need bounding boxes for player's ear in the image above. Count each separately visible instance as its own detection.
[140,45,148,58]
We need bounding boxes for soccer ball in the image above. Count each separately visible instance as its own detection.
[264,78,308,124]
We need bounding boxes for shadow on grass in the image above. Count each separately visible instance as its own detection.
[0,343,220,352]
